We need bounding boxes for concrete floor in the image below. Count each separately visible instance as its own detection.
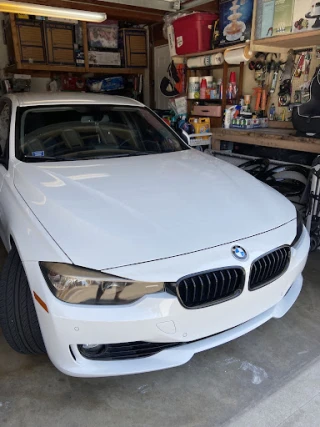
[0,246,319,427]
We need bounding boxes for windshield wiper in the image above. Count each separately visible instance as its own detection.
[23,155,77,162]
[23,152,156,162]
[76,152,154,160]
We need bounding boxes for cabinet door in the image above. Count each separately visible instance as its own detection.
[125,31,147,67]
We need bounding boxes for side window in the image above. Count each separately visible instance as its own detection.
[0,102,10,159]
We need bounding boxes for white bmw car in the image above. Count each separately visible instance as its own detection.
[0,93,309,377]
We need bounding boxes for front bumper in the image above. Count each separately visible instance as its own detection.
[24,225,309,377]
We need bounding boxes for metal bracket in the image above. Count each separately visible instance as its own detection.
[173,0,181,10]
[311,193,320,201]
[312,168,320,178]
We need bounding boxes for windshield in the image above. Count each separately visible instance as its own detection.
[16,104,188,161]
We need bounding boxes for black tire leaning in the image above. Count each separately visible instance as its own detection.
[0,246,46,354]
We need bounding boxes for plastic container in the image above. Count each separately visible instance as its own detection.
[173,12,219,55]
[189,117,211,134]
[188,76,200,99]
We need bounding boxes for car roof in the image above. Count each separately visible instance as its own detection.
[4,92,144,108]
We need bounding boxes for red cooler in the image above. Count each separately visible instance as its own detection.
[173,12,218,56]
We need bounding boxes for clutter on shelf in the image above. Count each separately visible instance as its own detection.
[255,0,275,39]
[1,73,31,93]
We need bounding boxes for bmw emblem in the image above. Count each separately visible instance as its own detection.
[232,246,247,261]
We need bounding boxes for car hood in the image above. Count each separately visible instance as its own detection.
[14,150,295,270]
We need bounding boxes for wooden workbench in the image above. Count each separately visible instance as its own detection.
[212,128,320,154]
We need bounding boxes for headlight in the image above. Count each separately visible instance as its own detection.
[40,262,164,305]
[291,210,304,246]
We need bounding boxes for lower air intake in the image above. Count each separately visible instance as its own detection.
[78,341,179,361]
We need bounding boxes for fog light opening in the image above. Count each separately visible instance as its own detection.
[81,344,104,354]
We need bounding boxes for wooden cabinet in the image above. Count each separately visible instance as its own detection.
[120,29,148,68]
[5,18,46,64]
[44,21,75,65]
[5,14,146,76]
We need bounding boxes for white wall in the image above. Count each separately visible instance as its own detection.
[30,77,50,92]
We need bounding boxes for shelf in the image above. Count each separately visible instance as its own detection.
[88,67,145,74]
[5,63,145,75]
[187,64,225,71]
[188,98,222,103]
[6,63,86,73]
[252,30,320,52]
[175,43,246,59]
[187,62,243,71]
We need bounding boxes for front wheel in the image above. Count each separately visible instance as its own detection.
[0,246,46,354]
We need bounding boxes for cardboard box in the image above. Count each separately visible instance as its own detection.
[75,50,84,66]
[88,50,121,67]
[230,117,268,129]
[255,0,275,39]
[273,0,294,35]
[292,0,317,33]
[87,22,118,49]
[219,0,254,47]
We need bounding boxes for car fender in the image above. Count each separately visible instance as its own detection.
[1,175,71,264]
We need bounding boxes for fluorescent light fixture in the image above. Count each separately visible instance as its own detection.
[0,1,107,22]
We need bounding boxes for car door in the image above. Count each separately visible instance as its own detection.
[0,99,11,243]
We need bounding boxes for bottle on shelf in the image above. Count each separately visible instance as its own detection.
[217,78,222,99]
[210,80,217,99]
[269,103,276,120]
[200,78,207,100]
[227,71,237,100]
[204,76,213,99]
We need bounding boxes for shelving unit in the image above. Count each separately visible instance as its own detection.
[174,43,247,59]
[250,0,320,54]
[175,42,248,127]
[251,30,320,53]
[5,16,145,77]
[5,63,145,76]
[186,60,245,128]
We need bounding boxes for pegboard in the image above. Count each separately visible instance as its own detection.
[274,47,320,119]
[244,46,320,120]
[290,47,320,101]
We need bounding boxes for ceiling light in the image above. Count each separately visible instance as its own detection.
[0,1,106,22]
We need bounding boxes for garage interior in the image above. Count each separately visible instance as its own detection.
[0,0,319,426]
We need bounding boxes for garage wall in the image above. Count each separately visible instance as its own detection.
[143,27,150,107]
[0,14,8,76]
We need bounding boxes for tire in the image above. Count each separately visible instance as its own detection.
[0,246,46,354]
